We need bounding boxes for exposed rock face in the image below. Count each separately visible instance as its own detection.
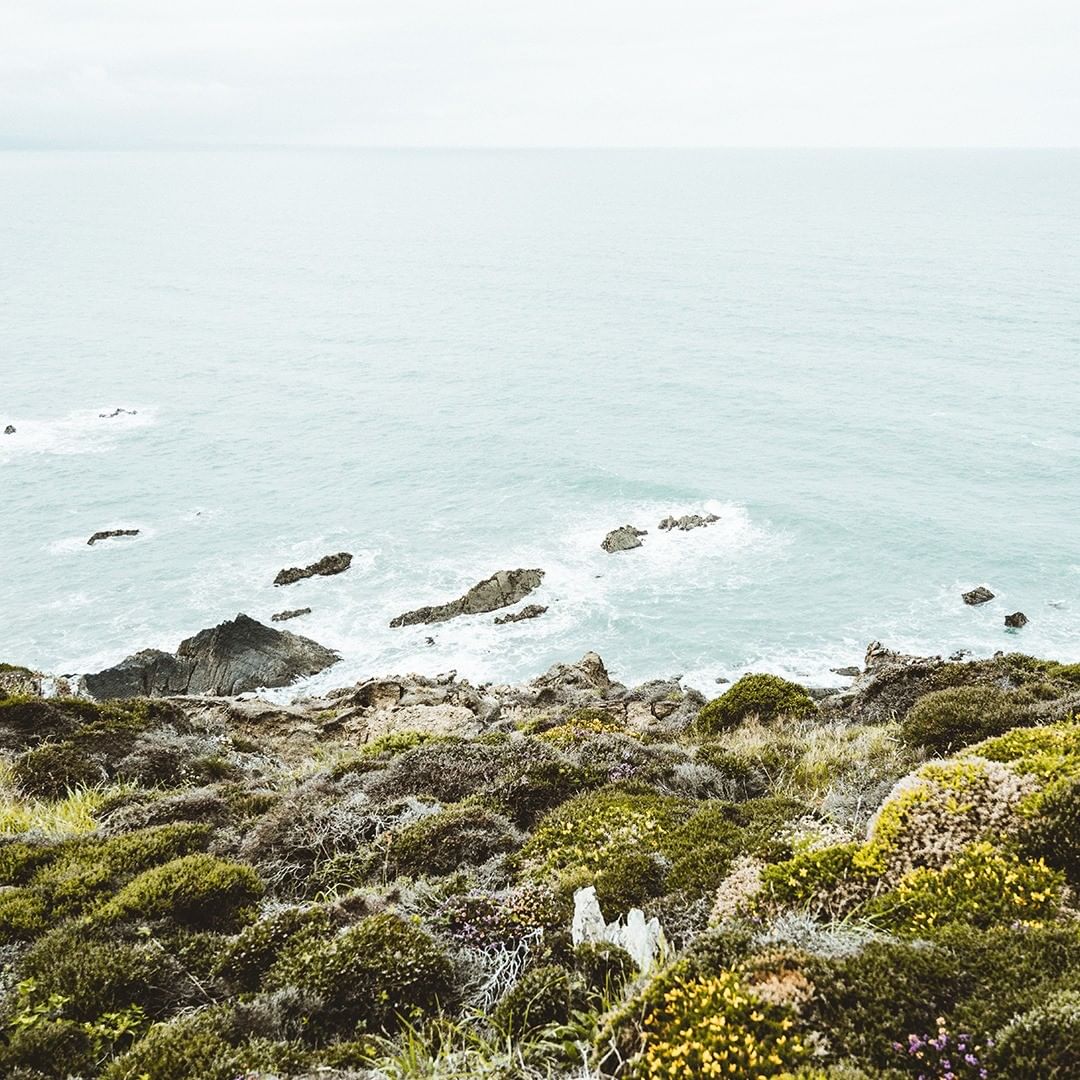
[658,513,719,532]
[494,604,548,625]
[82,614,339,699]
[272,608,311,622]
[390,568,544,627]
[274,552,352,586]
[963,586,995,605]
[1005,611,1029,628]
[87,529,139,545]
[3,424,14,435]
[602,525,647,553]
[526,651,614,706]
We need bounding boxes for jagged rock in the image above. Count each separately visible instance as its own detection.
[963,586,995,605]
[658,513,720,532]
[87,529,139,545]
[99,407,137,418]
[1005,611,1029,628]
[601,525,646,553]
[3,424,14,435]
[830,666,861,677]
[274,552,352,586]
[526,651,619,707]
[494,604,548,625]
[82,614,339,699]
[390,568,544,627]
[272,608,311,622]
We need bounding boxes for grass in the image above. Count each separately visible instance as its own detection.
[0,759,130,837]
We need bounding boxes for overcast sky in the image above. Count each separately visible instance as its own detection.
[1,1,1078,148]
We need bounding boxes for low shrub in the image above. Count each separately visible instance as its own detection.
[100,1010,241,1080]
[900,685,1026,753]
[215,905,334,991]
[1018,774,1080,885]
[386,803,518,877]
[491,963,583,1038]
[12,742,104,798]
[964,719,1080,781]
[890,1021,991,1080]
[93,853,263,931]
[759,843,875,919]
[434,882,567,949]
[989,989,1080,1079]
[0,1016,97,1079]
[593,849,666,913]
[695,674,815,735]
[573,941,635,994]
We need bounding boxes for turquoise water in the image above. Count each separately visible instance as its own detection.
[2,149,1078,694]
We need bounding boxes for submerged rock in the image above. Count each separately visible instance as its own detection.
[274,551,352,586]
[963,585,995,605]
[494,603,548,625]
[87,528,140,545]
[82,613,339,698]
[601,525,647,553]
[1005,611,1029,628]
[99,407,137,418]
[3,424,14,435]
[658,513,719,532]
[272,607,311,622]
[390,568,544,627]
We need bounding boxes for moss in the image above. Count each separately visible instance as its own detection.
[900,685,1027,753]
[1018,774,1080,885]
[215,905,334,991]
[386,803,519,878]
[989,989,1080,1078]
[695,674,815,735]
[92,853,263,931]
[265,912,454,1035]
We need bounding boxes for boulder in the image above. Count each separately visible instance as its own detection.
[87,529,139,545]
[272,607,311,622]
[82,614,339,699]
[830,666,861,677]
[1005,611,1029,628]
[658,513,719,532]
[3,424,14,435]
[274,551,352,586]
[962,586,995,605]
[526,651,618,707]
[601,525,646,553]
[494,603,548,625]
[390,568,544,627]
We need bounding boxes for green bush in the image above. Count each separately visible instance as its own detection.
[0,888,47,942]
[695,674,815,734]
[215,905,333,991]
[989,989,1080,1079]
[900,685,1026,753]
[759,843,875,918]
[573,941,635,994]
[93,853,263,931]
[492,964,583,1038]
[100,1011,240,1080]
[12,742,104,798]
[266,912,454,1034]
[386,803,518,877]
[593,849,666,913]
[1018,775,1080,885]
[0,1017,96,1079]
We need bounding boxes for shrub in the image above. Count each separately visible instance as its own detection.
[759,843,875,919]
[890,1021,991,1080]
[0,1016,97,1079]
[215,905,334,991]
[573,941,635,994]
[628,970,809,1078]
[965,720,1080,781]
[93,853,263,930]
[867,841,1064,933]
[491,963,583,1038]
[100,1011,241,1080]
[900,685,1026,753]
[695,674,815,734]
[1018,775,1080,885]
[434,882,567,949]
[266,912,454,1034]
[593,849,666,913]
[386,803,518,877]
[12,742,104,798]
[989,989,1080,1078]
[0,886,47,942]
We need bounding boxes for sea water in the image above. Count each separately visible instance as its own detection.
[2,149,1078,695]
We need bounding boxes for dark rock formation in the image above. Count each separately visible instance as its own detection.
[830,666,861,677]
[3,424,14,435]
[390,568,544,627]
[527,651,614,706]
[274,552,352,586]
[99,407,137,418]
[272,608,311,622]
[963,586,995,605]
[1005,611,1029,628]
[658,513,719,532]
[601,525,647,553]
[494,604,548,625]
[82,614,339,699]
[87,529,139,545]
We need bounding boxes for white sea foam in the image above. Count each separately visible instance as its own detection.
[0,406,156,462]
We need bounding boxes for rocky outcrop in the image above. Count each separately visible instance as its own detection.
[99,408,137,418]
[274,552,352,586]
[525,651,616,707]
[963,586,995,605]
[830,666,861,677]
[390,568,544,627]
[272,608,311,622]
[3,425,14,435]
[602,525,647,553]
[1005,611,1028,628]
[658,513,719,532]
[494,604,548,625]
[82,614,339,699]
[87,529,139,545]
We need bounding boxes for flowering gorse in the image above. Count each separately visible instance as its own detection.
[892,1018,991,1079]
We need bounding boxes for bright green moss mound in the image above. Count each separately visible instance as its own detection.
[900,684,1026,753]
[695,674,815,734]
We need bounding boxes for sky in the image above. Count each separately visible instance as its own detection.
[1,1,1078,148]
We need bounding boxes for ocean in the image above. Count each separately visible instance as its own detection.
[2,148,1078,696]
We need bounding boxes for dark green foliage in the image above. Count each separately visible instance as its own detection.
[900,685,1026,752]
[693,744,771,797]
[989,990,1080,1079]
[100,1011,240,1080]
[93,853,263,931]
[386,803,519,877]
[593,850,666,913]
[573,941,635,994]
[0,1018,97,1079]
[0,840,58,886]
[1018,775,1080,885]
[0,887,47,942]
[12,742,103,798]
[492,964,584,1038]
[695,674,815,734]
[215,906,334,992]
[266,912,454,1034]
